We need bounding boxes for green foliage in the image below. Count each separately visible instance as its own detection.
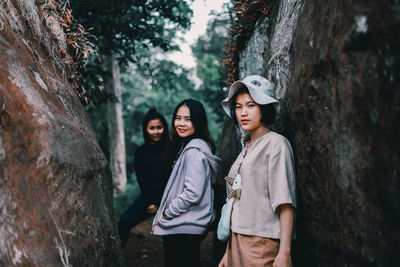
[192,8,232,151]
[87,5,232,185]
[68,0,194,103]
[70,0,193,65]
[81,2,233,215]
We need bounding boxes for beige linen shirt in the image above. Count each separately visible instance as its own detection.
[226,131,296,239]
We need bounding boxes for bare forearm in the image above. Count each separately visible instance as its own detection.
[273,204,294,267]
[278,204,294,253]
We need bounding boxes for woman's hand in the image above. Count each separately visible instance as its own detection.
[146,204,158,214]
[273,252,293,267]
[218,251,228,267]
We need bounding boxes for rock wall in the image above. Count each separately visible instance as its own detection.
[0,0,123,265]
[290,1,400,266]
[219,0,400,266]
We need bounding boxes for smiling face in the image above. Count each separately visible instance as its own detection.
[146,119,165,143]
[174,105,195,138]
[235,93,263,132]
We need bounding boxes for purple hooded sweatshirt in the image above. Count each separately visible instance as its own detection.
[152,138,220,235]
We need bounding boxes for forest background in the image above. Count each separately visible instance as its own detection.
[68,0,233,218]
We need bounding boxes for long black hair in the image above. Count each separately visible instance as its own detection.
[170,99,215,155]
[142,108,170,145]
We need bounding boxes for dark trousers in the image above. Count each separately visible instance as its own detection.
[163,234,205,267]
[117,194,152,248]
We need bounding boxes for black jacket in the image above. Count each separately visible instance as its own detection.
[134,142,168,207]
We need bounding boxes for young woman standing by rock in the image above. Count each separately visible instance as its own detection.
[218,75,296,267]
[152,99,220,267]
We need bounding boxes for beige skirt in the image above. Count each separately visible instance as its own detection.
[227,232,279,267]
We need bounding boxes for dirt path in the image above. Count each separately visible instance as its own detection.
[122,217,216,267]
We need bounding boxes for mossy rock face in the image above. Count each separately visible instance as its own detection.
[0,1,123,266]
[219,0,400,266]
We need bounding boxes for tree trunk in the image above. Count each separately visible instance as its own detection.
[105,54,127,194]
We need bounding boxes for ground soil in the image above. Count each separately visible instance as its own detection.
[122,217,216,267]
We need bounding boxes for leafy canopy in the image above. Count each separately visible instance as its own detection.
[70,0,193,65]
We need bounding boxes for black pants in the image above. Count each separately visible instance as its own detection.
[163,234,205,267]
[117,194,152,248]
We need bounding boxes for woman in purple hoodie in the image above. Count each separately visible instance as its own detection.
[152,99,220,267]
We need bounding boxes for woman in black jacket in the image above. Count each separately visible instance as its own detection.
[118,108,171,249]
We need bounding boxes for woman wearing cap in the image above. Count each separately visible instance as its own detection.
[118,108,171,249]
[218,75,296,267]
[152,99,220,267]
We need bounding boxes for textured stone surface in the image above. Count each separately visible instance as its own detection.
[0,1,124,266]
[219,0,400,266]
[231,0,302,142]
[239,0,302,102]
[289,1,400,266]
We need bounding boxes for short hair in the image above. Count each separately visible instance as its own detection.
[230,87,276,127]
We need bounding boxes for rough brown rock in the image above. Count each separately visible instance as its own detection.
[289,1,400,266]
[0,0,123,265]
